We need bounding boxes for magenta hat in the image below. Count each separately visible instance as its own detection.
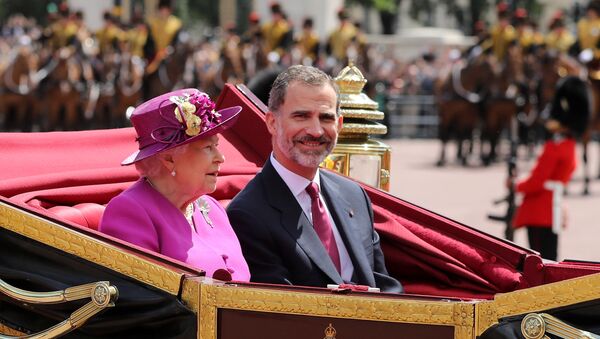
[122,88,242,165]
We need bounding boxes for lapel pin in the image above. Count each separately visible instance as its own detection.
[349,210,354,217]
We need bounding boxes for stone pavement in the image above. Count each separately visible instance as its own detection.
[385,138,600,262]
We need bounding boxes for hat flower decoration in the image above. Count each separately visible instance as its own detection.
[152,92,222,145]
[121,88,241,165]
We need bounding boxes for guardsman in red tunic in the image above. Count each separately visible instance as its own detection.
[511,76,590,261]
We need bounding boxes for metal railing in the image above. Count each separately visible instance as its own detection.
[384,94,438,139]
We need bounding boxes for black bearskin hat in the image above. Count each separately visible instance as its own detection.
[549,76,590,136]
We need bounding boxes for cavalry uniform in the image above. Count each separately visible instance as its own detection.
[126,24,149,58]
[577,17,600,57]
[262,19,291,55]
[328,22,358,61]
[489,23,516,61]
[48,19,78,50]
[96,24,124,54]
[546,30,575,53]
[145,14,182,72]
[298,29,319,61]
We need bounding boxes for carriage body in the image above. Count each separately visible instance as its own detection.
[1,84,600,338]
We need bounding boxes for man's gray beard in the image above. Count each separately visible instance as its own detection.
[275,129,336,168]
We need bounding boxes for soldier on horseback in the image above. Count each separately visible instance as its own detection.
[261,2,292,58]
[144,0,182,76]
[489,2,516,62]
[545,11,575,54]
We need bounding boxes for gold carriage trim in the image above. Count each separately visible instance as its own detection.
[197,282,476,339]
[521,313,600,339]
[475,272,600,336]
[0,201,189,295]
[0,280,118,339]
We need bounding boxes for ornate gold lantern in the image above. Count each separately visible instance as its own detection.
[321,62,391,191]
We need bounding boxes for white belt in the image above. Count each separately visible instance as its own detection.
[543,181,564,234]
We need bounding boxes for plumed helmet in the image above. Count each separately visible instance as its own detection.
[549,76,590,136]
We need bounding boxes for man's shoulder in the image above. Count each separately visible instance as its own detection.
[227,171,267,209]
[321,169,362,189]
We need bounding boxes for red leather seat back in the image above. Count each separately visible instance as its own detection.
[48,203,105,230]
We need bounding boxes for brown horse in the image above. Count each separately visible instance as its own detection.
[434,51,494,166]
[199,37,248,99]
[38,47,85,131]
[112,52,144,127]
[144,37,195,101]
[480,43,532,166]
[0,45,38,131]
[87,51,120,128]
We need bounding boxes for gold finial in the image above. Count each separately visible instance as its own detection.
[334,62,368,95]
[333,62,387,138]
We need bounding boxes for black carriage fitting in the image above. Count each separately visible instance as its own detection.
[0,228,197,339]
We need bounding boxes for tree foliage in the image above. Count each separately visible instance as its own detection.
[0,0,54,25]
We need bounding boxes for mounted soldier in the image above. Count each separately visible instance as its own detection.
[328,9,361,65]
[296,17,320,65]
[45,3,78,51]
[144,0,182,75]
[545,11,576,54]
[261,2,292,58]
[489,2,516,62]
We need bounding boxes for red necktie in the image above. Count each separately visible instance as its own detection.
[306,182,341,273]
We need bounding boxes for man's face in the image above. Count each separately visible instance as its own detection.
[266,81,342,178]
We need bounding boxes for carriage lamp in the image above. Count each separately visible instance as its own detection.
[321,62,391,191]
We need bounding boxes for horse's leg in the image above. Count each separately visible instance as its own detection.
[65,96,79,130]
[436,105,450,167]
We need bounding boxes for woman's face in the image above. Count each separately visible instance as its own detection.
[172,135,225,198]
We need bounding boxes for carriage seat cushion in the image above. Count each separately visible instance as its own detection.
[48,203,106,231]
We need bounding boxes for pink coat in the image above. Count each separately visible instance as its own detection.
[100,179,250,281]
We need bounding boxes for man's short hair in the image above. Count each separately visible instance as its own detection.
[268,65,340,115]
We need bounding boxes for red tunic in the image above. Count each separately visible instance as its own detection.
[513,138,576,228]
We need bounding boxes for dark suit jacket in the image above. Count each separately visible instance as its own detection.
[227,158,403,293]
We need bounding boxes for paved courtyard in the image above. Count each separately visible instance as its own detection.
[386,138,600,262]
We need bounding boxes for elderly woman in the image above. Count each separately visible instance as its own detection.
[100,88,249,281]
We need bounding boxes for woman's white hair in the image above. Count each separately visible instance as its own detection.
[134,144,189,178]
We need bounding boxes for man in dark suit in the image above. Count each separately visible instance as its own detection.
[227,65,402,293]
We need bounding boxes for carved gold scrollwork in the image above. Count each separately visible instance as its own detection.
[521,313,600,339]
[0,279,118,339]
[380,168,390,186]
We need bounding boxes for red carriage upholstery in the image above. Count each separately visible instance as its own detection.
[1,84,599,301]
[48,203,106,230]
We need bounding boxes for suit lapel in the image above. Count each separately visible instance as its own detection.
[261,160,343,284]
[320,171,375,286]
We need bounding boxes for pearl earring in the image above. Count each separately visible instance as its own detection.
[171,170,176,177]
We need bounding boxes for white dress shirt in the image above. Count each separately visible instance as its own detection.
[270,153,355,282]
